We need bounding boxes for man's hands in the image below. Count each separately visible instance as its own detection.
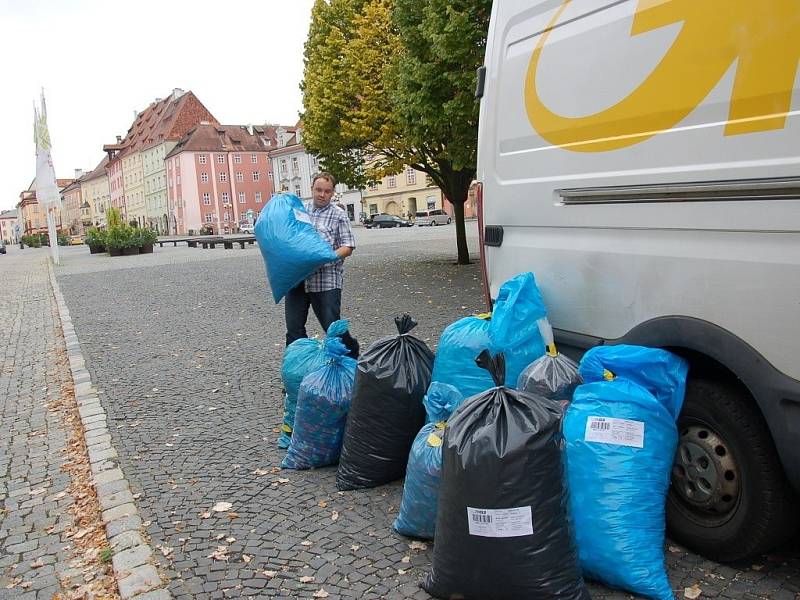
[336,246,354,260]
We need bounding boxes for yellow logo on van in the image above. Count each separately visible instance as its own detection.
[524,0,800,152]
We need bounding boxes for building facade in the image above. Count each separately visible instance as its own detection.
[165,123,280,235]
[61,173,85,234]
[80,157,110,228]
[361,167,444,219]
[0,209,19,244]
[104,89,218,230]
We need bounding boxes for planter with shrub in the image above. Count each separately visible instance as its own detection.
[84,227,106,254]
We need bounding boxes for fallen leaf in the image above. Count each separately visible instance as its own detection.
[215,534,225,541]
[301,541,313,547]
[751,564,764,571]
[684,584,702,599]
[401,556,410,564]
[242,554,252,564]
[318,500,328,508]
[313,589,330,598]
[270,467,281,474]
[299,576,315,583]
[212,502,233,512]
[30,559,44,569]
[156,545,173,558]
[253,469,269,476]
[227,512,240,520]
[225,537,236,543]
[668,545,682,554]
[331,511,339,522]
[409,541,427,551]
[200,512,211,519]
[350,545,360,552]
[277,478,290,484]
[207,546,229,561]
[263,570,277,578]
[398,569,407,575]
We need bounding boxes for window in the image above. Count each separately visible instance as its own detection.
[223,212,230,222]
[387,175,397,188]
[201,173,209,183]
[219,172,227,182]
[217,154,225,163]
[268,172,273,181]
[203,193,211,205]
[251,154,258,163]
[234,154,241,164]
[233,172,242,183]
[255,192,262,203]
[176,175,181,185]
[294,184,302,197]
[280,160,287,175]
[406,167,416,185]
[169,177,173,187]
[252,171,260,182]
[205,213,213,223]
[238,192,246,203]
[369,203,378,214]
[199,154,207,164]
[221,192,230,203]
[291,157,299,173]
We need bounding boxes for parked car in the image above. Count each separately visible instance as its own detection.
[0,240,6,254]
[68,235,84,245]
[240,223,255,234]
[415,209,452,226]
[364,214,413,229]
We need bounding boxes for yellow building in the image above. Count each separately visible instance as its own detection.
[80,157,110,227]
[16,179,70,235]
[122,151,145,226]
[361,167,444,219]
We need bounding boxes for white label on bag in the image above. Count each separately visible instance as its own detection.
[293,208,311,224]
[584,416,645,448]
[466,506,533,538]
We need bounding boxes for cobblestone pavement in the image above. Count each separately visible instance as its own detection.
[0,251,99,599]
[50,225,800,600]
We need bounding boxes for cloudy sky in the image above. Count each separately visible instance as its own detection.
[0,0,315,212]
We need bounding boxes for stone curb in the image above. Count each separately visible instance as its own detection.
[47,262,172,600]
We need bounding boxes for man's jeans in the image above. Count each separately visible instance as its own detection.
[285,284,360,358]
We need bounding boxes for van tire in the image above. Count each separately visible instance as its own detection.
[666,375,798,562]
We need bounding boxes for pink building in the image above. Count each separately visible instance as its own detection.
[104,136,126,217]
[165,124,282,234]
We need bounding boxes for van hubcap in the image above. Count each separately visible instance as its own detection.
[671,424,740,519]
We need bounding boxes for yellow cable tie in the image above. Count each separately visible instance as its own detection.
[280,424,293,433]
[603,369,615,381]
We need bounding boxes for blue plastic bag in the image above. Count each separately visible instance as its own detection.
[393,383,464,538]
[430,272,547,398]
[255,193,338,303]
[279,320,351,449]
[563,345,689,600]
[282,338,357,470]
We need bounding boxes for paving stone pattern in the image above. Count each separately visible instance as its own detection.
[51,229,800,600]
[0,253,79,599]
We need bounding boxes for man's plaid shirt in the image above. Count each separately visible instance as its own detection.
[304,201,356,292]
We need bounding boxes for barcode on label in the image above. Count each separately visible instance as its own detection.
[591,420,611,431]
[471,513,492,524]
[584,416,645,448]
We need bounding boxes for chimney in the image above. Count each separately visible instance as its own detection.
[247,124,254,136]
[74,168,84,179]
[134,110,138,119]
[173,88,185,98]
[116,135,122,143]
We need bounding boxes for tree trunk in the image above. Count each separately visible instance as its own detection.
[452,199,469,265]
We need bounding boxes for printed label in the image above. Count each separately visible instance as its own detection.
[293,208,311,224]
[584,416,645,448]
[466,506,533,538]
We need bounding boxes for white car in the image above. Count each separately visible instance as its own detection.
[240,223,255,234]
[415,209,452,226]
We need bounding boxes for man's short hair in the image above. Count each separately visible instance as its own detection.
[312,172,337,188]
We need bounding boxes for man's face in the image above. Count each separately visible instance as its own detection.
[312,178,334,208]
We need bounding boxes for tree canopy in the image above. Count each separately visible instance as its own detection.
[302,0,491,264]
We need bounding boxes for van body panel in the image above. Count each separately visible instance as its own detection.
[479,0,800,499]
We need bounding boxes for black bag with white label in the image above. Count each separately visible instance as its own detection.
[423,351,589,600]
[336,315,435,490]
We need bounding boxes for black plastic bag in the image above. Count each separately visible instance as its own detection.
[423,350,590,600]
[336,315,435,490]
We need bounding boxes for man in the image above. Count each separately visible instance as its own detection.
[284,172,359,357]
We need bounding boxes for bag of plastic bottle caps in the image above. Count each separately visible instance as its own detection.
[336,315,434,490]
[282,337,357,469]
[255,193,338,303]
[517,317,581,410]
[423,350,590,600]
[564,345,689,600]
[430,272,547,398]
[279,319,351,449]
[393,382,464,539]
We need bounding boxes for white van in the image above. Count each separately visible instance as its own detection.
[415,209,452,226]
[477,1,800,561]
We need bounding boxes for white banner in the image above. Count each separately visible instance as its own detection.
[34,91,62,211]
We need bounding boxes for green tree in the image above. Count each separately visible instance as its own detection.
[302,0,490,264]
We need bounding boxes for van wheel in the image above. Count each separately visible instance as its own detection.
[666,375,798,561]
[430,221,436,227]
[447,218,451,224]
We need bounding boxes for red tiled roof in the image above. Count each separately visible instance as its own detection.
[164,123,288,159]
